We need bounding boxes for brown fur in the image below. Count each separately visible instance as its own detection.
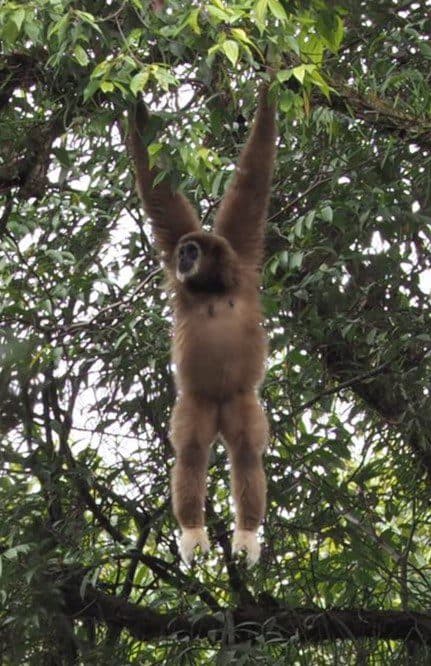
[129,83,277,544]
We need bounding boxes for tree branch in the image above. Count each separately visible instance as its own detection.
[288,360,393,416]
[317,80,431,148]
[0,52,42,111]
[61,578,431,645]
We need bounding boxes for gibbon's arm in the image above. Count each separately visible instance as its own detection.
[214,83,277,267]
[128,102,201,261]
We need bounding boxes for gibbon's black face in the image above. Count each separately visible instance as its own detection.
[177,241,200,277]
[175,231,239,293]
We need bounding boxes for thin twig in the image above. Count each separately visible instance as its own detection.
[288,360,393,416]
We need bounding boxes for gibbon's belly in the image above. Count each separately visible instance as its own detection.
[173,298,266,399]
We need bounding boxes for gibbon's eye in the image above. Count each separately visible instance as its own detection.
[184,243,198,259]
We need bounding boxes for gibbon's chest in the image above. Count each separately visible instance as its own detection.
[172,294,266,397]
[176,296,252,350]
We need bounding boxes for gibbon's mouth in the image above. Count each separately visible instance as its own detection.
[176,261,200,282]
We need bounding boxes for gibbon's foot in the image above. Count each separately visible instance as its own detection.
[179,527,210,565]
[232,529,261,566]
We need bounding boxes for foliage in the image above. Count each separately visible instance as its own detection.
[0,0,431,663]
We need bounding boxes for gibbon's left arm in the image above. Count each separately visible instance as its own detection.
[128,101,201,263]
[214,83,277,268]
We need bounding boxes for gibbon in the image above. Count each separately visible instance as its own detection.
[129,81,277,565]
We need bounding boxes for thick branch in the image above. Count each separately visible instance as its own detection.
[62,579,431,644]
[321,341,431,481]
[282,50,431,149]
[0,53,42,111]
[0,117,64,198]
[288,360,393,416]
[317,80,431,148]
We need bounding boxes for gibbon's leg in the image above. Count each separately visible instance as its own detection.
[219,392,269,565]
[170,393,217,564]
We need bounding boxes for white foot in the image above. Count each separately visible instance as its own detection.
[179,527,210,565]
[232,529,261,566]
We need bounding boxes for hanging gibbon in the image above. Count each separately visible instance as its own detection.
[128,80,277,565]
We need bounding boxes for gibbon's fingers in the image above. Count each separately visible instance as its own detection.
[232,529,261,566]
[179,527,210,565]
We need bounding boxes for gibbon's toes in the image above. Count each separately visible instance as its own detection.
[179,527,210,565]
[232,529,261,566]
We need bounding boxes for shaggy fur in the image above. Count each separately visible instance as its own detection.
[129,83,277,564]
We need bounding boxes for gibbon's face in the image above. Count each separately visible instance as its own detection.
[175,231,239,293]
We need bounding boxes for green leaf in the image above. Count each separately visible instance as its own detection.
[11,8,26,31]
[317,9,344,52]
[416,333,431,342]
[334,15,344,50]
[292,64,307,84]
[231,27,253,46]
[74,44,89,67]
[100,80,114,93]
[83,78,100,102]
[3,544,31,560]
[74,9,103,35]
[91,60,110,79]
[299,33,324,64]
[285,35,300,56]
[254,0,268,30]
[151,66,177,92]
[130,70,150,95]
[321,206,333,222]
[221,39,239,66]
[207,5,231,24]
[279,89,295,112]
[304,210,316,229]
[2,20,19,44]
[277,69,293,83]
[419,41,431,59]
[211,171,225,198]
[187,8,201,34]
[268,0,287,22]
[147,143,163,170]
[290,251,304,270]
[24,18,41,42]
[308,68,331,99]
[48,12,70,41]
[291,63,317,85]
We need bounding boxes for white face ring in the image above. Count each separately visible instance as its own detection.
[176,243,201,281]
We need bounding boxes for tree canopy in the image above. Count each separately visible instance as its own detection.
[1,0,431,663]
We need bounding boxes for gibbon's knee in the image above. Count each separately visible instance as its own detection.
[176,440,208,468]
[170,396,218,453]
[229,436,262,468]
[220,394,269,452]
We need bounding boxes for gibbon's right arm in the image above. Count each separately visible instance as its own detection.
[214,82,277,269]
[128,101,201,262]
